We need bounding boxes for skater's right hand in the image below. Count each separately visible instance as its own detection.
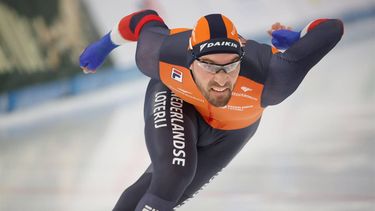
[79,33,118,74]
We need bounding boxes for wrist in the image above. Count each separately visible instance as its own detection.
[100,32,119,53]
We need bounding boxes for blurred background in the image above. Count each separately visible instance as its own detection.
[0,0,374,210]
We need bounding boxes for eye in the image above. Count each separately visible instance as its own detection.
[201,60,215,65]
[233,58,240,63]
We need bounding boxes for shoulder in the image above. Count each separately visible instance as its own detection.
[159,29,192,67]
[239,39,273,84]
[243,39,272,56]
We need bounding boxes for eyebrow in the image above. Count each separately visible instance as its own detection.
[200,56,240,64]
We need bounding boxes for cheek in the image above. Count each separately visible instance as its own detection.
[192,67,213,87]
[229,69,240,84]
[197,74,212,90]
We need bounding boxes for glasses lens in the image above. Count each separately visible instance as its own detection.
[196,62,218,73]
[196,59,241,73]
[223,60,241,72]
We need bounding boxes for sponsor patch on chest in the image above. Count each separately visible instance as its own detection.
[171,68,183,82]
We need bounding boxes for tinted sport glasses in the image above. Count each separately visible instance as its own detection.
[193,52,244,74]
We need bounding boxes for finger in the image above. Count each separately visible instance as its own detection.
[82,68,89,74]
[269,23,277,35]
[84,69,96,74]
[271,23,276,30]
[271,23,277,30]
[81,66,96,74]
[81,66,89,74]
[274,22,281,30]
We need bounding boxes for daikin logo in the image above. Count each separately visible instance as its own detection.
[200,41,238,52]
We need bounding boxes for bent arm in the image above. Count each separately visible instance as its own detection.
[261,19,344,107]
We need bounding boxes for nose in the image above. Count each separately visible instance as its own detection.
[213,70,229,86]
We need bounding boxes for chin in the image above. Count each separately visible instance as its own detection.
[208,91,232,107]
[210,100,229,107]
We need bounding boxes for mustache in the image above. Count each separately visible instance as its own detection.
[208,81,232,89]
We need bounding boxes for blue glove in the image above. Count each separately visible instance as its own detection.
[271,30,301,50]
[79,32,118,71]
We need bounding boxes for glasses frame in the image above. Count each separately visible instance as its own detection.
[192,49,245,74]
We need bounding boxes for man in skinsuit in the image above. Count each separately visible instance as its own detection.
[79,10,344,211]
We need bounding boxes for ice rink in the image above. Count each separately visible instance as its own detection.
[1,2,375,211]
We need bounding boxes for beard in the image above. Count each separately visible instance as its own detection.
[198,80,233,107]
[206,89,232,107]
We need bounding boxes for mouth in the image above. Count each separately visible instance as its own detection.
[207,87,232,107]
[210,87,231,99]
[211,87,229,92]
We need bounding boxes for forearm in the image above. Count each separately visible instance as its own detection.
[79,10,167,76]
[283,19,344,63]
[261,19,344,106]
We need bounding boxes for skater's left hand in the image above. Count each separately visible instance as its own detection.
[267,22,300,50]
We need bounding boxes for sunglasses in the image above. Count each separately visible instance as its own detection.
[193,51,244,74]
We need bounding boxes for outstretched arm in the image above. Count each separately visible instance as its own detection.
[261,19,344,107]
[79,10,168,79]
